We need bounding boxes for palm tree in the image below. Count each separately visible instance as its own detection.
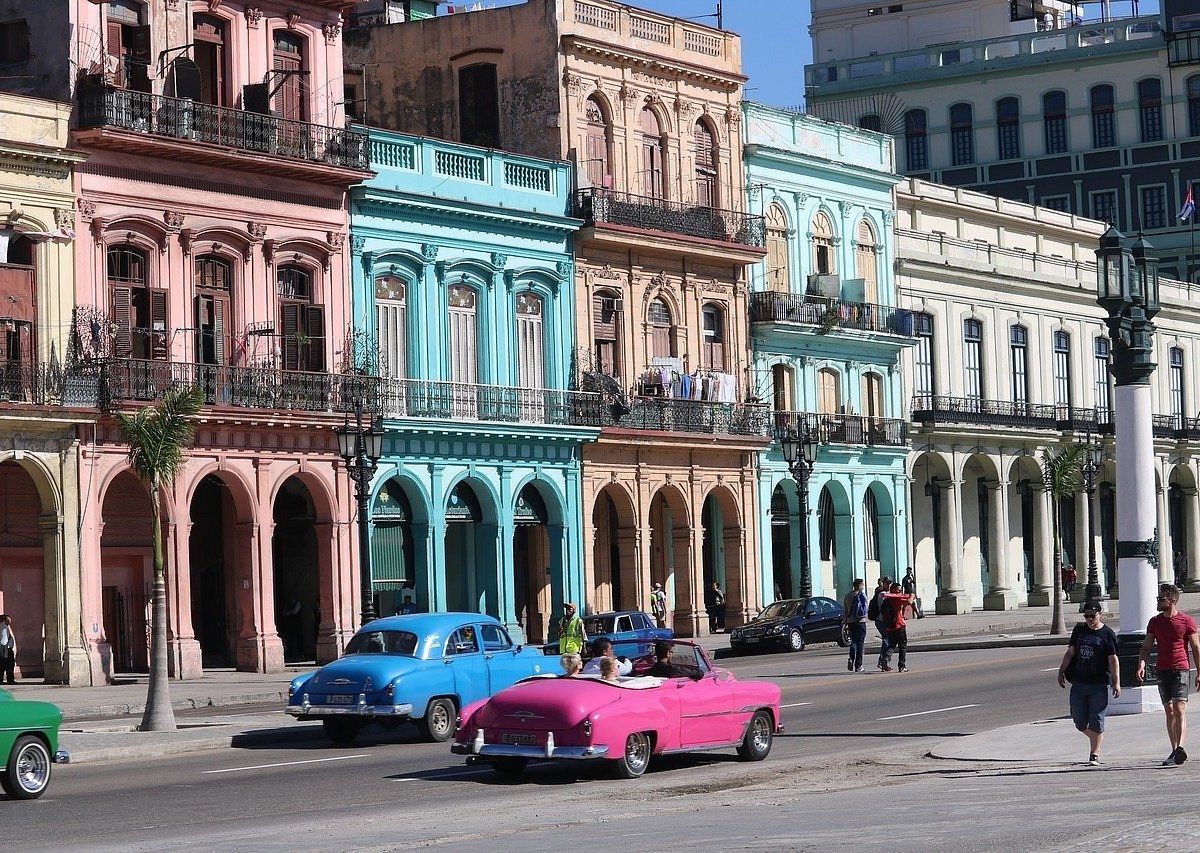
[113,385,204,732]
[1043,442,1086,635]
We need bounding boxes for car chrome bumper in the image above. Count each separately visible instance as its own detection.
[53,750,70,764]
[285,702,413,718]
[452,742,610,760]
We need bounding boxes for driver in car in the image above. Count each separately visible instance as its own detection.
[648,641,697,678]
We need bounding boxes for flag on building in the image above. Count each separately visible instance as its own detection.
[1180,186,1195,222]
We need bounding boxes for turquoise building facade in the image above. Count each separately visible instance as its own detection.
[349,128,599,644]
[743,103,914,602]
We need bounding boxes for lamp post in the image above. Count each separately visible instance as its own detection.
[1081,430,1104,612]
[335,397,385,626]
[1095,226,1161,712]
[781,421,818,599]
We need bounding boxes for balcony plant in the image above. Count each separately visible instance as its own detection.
[816,305,840,334]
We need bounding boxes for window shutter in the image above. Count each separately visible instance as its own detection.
[150,289,168,360]
[305,304,325,372]
[111,285,132,355]
[281,302,300,369]
[213,295,226,365]
[106,22,124,87]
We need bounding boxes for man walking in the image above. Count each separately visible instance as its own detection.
[558,602,588,656]
[869,578,891,670]
[1057,601,1120,766]
[843,579,868,673]
[0,614,14,684]
[902,567,923,619]
[1137,583,1200,765]
[879,583,916,672]
[704,582,726,633]
[650,582,668,629]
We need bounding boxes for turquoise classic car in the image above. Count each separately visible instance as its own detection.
[286,612,548,744]
[0,688,69,800]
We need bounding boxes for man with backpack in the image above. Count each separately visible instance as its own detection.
[842,579,869,672]
[878,582,917,673]
[869,577,891,670]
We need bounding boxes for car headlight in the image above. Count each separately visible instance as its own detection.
[769,624,787,635]
[731,629,741,639]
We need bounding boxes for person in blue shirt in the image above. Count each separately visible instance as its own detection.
[843,578,869,673]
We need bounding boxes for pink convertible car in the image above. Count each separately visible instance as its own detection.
[451,640,782,779]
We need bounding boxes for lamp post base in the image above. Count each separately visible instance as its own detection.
[934,590,972,615]
[1108,685,1164,716]
[1107,633,1161,715]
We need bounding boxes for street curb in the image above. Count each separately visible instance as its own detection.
[61,723,326,764]
[60,689,290,723]
[710,630,1068,659]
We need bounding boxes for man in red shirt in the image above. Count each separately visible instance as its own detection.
[879,583,916,673]
[1137,583,1200,766]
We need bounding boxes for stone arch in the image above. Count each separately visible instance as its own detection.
[647,482,691,633]
[909,449,955,600]
[864,479,898,579]
[370,473,425,619]
[510,477,566,644]
[441,474,501,617]
[699,483,745,632]
[816,476,853,597]
[98,469,155,674]
[591,483,638,613]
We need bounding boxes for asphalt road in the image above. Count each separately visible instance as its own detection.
[5,643,1072,851]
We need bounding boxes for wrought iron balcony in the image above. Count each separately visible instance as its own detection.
[1169,31,1200,67]
[574,188,765,248]
[911,396,1118,433]
[749,292,916,336]
[376,377,605,427]
[76,86,369,171]
[602,396,770,436]
[773,411,908,447]
[0,361,105,409]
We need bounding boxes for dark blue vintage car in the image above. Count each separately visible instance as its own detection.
[286,613,548,744]
[544,610,672,656]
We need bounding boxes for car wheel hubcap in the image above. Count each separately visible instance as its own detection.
[625,733,649,774]
[17,744,49,793]
[751,717,771,753]
[790,631,802,649]
[431,704,450,734]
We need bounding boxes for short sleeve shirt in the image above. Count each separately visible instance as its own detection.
[1068,623,1119,684]
[1147,612,1199,671]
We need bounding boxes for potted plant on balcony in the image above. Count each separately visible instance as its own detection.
[816,305,840,334]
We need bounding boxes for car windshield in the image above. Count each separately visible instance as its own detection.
[759,600,801,620]
[584,616,615,635]
[345,630,419,656]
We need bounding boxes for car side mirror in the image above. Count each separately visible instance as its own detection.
[689,670,705,681]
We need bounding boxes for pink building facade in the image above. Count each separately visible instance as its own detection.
[0,0,372,683]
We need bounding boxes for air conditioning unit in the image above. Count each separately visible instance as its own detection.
[806,273,841,299]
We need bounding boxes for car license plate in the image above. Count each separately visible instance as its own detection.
[502,732,538,745]
[328,695,354,705]
[745,637,760,643]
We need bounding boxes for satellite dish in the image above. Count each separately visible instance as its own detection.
[174,57,202,101]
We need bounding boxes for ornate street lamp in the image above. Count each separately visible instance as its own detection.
[335,397,385,626]
[1081,431,1104,612]
[781,421,818,600]
[1095,226,1160,712]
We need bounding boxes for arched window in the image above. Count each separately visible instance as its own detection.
[858,114,881,132]
[996,96,1021,160]
[1189,76,1200,138]
[195,254,231,366]
[272,31,307,121]
[278,264,323,371]
[855,220,878,303]
[1043,90,1068,154]
[702,303,725,371]
[863,490,880,562]
[771,363,794,411]
[108,245,165,360]
[647,297,675,359]
[904,109,928,171]
[950,103,974,166]
[375,274,407,378]
[448,284,479,386]
[1090,84,1116,148]
[817,367,840,414]
[818,488,836,561]
[765,204,790,292]
[1138,78,1163,143]
[640,108,664,200]
[1053,330,1072,408]
[515,291,545,389]
[694,120,718,208]
[811,212,835,276]
[584,97,612,188]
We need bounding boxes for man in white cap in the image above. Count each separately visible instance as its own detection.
[650,582,667,629]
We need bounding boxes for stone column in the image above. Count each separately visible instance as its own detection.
[934,478,971,614]
[983,480,1017,610]
[1028,484,1054,606]
[1156,483,1174,584]
[1184,486,1200,592]
[166,517,203,680]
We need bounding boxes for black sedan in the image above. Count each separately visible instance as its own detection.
[729,597,849,653]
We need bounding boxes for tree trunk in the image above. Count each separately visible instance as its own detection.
[140,497,177,732]
[1050,502,1066,635]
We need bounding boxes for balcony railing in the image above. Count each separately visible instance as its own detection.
[604,396,770,436]
[76,86,369,171]
[749,291,916,336]
[773,411,908,447]
[1169,31,1200,67]
[911,396,1118,432]
[0,361,101,408]
[575,189,766,248]
[376,377,605,427]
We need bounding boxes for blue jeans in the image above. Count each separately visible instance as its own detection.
[847,622,867,670]
[875,619,891,667]
[1069,682,1110,733]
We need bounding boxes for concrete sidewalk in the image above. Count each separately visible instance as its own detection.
[9,591,1197,766]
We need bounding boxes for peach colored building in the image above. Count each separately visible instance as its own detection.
[0,0,372,683]
[348,0,769,636]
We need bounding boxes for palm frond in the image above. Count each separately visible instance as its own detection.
[1043,443,1086,498]
[113,385,204,488]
